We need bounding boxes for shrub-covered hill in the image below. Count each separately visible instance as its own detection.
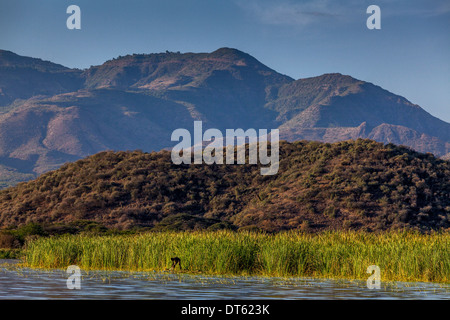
[0,139,449,232]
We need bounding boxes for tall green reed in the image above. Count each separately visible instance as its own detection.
[24,230,449,283]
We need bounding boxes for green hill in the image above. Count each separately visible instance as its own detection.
[1,139,448,233]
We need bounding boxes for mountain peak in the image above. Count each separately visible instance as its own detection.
[305,73,362,84]
[0,49,68,71]
[82,47,292,90]
[209,47,270,68]
[210,47,248,57]
[0,49,18,58]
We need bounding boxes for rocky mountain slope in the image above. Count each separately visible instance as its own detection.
[0,48,449,187]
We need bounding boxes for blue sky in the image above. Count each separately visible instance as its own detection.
[1,0,449,122]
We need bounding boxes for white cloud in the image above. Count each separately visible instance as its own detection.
[235,0,347,27]
[235,0,450,27]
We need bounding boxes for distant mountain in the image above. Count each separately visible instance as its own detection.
[275,74,450,152]
[0,140,448,232]
[0,50,82,107]
[0,48,449,187]
[82,48,292,131]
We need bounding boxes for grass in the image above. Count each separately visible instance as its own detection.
[0,249,22,259]
[23,230,449,283]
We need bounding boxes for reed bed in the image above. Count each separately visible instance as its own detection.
[24,230,449,283]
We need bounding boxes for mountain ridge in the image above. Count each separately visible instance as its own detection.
[0,48,449,188]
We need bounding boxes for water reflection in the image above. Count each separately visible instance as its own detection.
[1,260,448,300]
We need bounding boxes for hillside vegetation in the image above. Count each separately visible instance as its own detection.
[0,139,449,233]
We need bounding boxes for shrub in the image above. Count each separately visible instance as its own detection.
[0,233,20,249]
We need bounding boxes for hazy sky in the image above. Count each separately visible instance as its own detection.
[1,0,449,122]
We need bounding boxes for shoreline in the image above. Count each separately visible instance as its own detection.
[2,259,449,300]
[2,259,450,287]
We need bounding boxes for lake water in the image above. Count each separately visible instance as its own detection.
[0,259,448,300]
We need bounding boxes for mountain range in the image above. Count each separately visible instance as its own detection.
[0,48,449,188]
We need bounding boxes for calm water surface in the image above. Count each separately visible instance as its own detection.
[0,260,448,300]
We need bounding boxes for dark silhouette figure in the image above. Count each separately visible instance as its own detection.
[171,257,181,270]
